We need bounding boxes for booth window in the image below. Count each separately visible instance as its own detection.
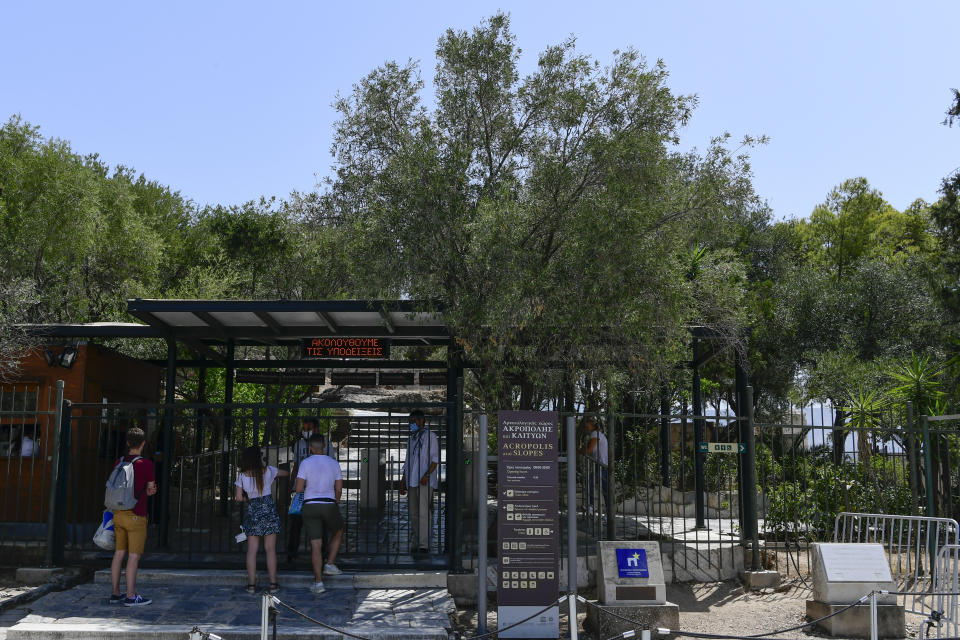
[0,385,40,457]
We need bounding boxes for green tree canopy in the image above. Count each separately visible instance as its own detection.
[321,14,765,404]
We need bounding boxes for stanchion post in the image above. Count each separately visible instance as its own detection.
[477,414,488,635]
[567,416,578,640]
[261,592,270,640]
[870,591,878,640]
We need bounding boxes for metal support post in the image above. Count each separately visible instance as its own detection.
[567,416,579,640]
[44,381,68,567]
[922,416,935,517]
[445,365,463,572]
[906,402,918,515]
[159,339,176,547]
[735,356,749,528]
[745,387,760,571]
[195,357,207,452]
[692,339,705,529]
[870,591,878,640]
[220,339,235,517]
[660,387,671,486]
[606,409,616,541]
[477,415,488,635]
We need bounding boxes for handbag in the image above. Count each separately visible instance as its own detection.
[288,492,304,516]
[93,510,115,550]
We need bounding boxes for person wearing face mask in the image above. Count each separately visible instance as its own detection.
[287,417,320,563]
[399,409,439,554]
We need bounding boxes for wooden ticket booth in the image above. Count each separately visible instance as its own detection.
[0,344,161,528]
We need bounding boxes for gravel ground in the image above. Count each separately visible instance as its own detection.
[454,579,932,640]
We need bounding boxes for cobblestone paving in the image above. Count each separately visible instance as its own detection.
[0,582,454,639]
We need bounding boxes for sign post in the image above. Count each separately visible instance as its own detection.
[497,411,560,638]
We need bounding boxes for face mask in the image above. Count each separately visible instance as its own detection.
[409,423,419,432]
[302,431,312,439]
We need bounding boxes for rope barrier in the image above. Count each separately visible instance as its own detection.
[270,597,379,640]
[580,591,873,640]
[188,627,223,640]
[255,582,960,640]
[272,593,567,640]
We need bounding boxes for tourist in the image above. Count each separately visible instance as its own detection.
[19,424,39,457]
[287,417,319,563]
[295,433,344,594]
[579,416,608,514]
[399,409,439,554]
[108,427,157,606]
[236,446,288,594]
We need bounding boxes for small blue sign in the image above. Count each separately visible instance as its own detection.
[616,548,649,578]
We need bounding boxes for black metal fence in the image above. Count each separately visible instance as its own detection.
[2,393,457,569]
[10,384,960,583]
[459,410,747,580]
[752,403,959,580]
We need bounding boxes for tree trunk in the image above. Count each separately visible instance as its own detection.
[832,409,848,467]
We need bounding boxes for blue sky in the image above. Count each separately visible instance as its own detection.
[2,1,956,220]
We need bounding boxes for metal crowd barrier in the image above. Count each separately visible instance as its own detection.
[833,512,960,618]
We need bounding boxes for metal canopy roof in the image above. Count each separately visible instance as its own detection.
[126,299,450,346]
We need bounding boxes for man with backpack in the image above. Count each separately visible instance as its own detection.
[107,427,157,606]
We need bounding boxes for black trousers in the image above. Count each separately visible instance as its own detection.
[286,513,303,559]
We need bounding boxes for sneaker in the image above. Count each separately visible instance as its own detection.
[322,563,341,575]
[108,593,125,604]
[309,582,325,594]
[123,594,152,607]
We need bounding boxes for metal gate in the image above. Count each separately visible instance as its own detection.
[63,400,456,569]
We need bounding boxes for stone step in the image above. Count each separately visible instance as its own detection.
[93,568,448,590]
[7,622,450,640]
[6,582,454,640]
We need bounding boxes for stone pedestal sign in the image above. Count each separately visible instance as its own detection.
[806,543,904,638]
[497,411,559,639]
[587,541,679,638]
[811,543,896,605]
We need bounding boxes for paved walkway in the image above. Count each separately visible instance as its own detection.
[0,571,455,640]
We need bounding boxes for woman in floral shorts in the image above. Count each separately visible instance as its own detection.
[235,446,288,594]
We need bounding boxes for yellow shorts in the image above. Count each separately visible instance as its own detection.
[114,510,148,554]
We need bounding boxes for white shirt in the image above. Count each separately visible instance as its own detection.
[20,437,38,457]
[404,428,440,489]
[297,455,342,501]
[235,465,279,499]
[588,431,609,466]
[294,437,335,467]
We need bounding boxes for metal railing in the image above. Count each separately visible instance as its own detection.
[933,544,960,638]
[833,512,960,617]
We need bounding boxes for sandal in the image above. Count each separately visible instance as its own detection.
[245,584,257,595]
[269,583,280,594]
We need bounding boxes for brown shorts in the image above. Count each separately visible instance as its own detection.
[114,510,148,554]
[302,502,343,542]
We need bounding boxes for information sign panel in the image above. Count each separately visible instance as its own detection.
[698,442,746,454]
[616,548,650,578]
[497,411,559,639]
[301,337,390,359]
